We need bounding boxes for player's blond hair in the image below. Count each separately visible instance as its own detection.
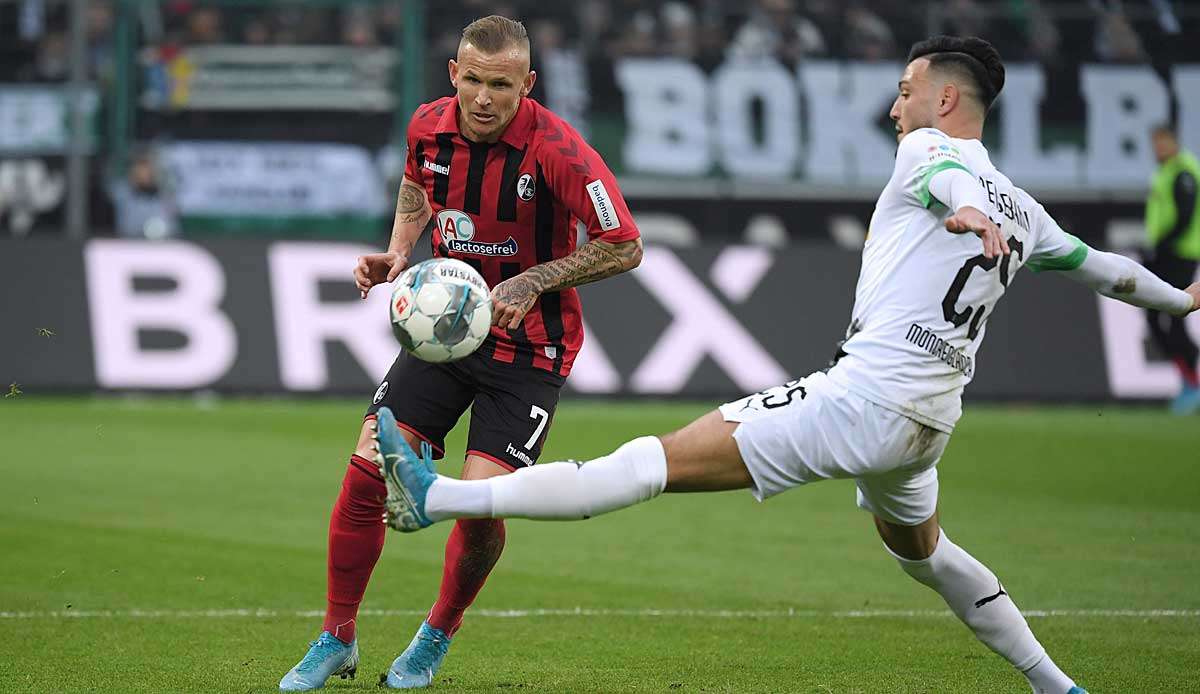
[460,15,529,55]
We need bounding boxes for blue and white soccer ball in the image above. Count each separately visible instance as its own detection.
[390,258,493,362]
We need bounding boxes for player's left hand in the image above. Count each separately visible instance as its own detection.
[490,275,541,330]
[945,206,1010,259]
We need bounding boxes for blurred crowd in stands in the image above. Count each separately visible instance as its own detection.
[0,0,1195,239]
[2,0,1196,86]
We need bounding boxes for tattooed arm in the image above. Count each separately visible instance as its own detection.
[354,177,431,297]
[387,177,432,255]
[491,237,643,329]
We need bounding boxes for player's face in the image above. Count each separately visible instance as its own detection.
[1152,130,1179,163]
[889,59,939,143]
[449,42,536,143]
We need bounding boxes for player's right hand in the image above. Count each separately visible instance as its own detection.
[1184,281,1200,315]
[945,206,1010,259]
[354,251,408,299]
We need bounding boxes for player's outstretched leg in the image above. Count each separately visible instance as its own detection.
[374,407,437,530]
[279,632,360,691]
[876,515,1085,694]
[373,407,750,527]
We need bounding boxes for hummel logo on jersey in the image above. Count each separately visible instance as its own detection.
[974,583,1008,608]
[423,159,450,176]
[505,443,535,467]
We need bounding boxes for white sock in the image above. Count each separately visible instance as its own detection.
[1023,655,1077,694]
[424,436,667,522]
[424,475,493,521]
[889,530,1076,693]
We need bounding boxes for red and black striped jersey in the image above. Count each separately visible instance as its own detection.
[403,96,639,376]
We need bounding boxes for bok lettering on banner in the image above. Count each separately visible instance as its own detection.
[267,242,396,390]
[85,240,237,388]
[629,246,787,393]
[616,60,1197,190]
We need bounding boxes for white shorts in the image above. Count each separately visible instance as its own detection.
[719,371,950,526]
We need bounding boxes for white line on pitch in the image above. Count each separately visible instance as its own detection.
[1,608,1198,620]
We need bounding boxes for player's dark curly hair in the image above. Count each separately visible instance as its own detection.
[907,36,1005,112]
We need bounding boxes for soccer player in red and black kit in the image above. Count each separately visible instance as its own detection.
[279,15,642,692]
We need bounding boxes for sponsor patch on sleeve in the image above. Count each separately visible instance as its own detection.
[586,179,620,232]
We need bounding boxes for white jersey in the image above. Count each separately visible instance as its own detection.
[827,128,1087,433]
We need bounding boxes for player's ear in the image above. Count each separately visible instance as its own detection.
[938,84,957,117]
[448,59,458,88]
[521,70,537,98]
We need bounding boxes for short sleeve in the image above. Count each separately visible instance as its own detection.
[539,117,640,243]
[895,128,972,209]
[402,110,425,186]
[1026,205,1088,273]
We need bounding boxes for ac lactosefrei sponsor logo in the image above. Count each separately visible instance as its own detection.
[586,179,620,231]
[436,209,518,257]
[905,323,974,378]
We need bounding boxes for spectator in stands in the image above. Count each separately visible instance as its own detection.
[843,3,896,61]
[86,1,113,80]
[609,7,660,57]
[241,15,272,45]
[727,0,827,66]
[107,147,179,239]
[660,1,700,61]
[1024,1,1062,64]
[27,31,68,81]
[272,5,333,44]
[1094,8,1147,63]
[186,5,225,44]
[1145,124,1200,414]
[342,6,379,48]
[530,17,590,135]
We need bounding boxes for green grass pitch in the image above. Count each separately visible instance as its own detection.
[1,397,1197,692]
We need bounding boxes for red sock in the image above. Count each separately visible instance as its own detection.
[1173,357,1200,387]
[323,456,387,644]
[426,519,506,636]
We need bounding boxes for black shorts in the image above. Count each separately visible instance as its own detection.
[366,347,566,470]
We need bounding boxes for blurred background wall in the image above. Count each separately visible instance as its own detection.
[1,0,1197,399]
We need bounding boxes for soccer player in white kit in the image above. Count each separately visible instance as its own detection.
[372,36,1200,693]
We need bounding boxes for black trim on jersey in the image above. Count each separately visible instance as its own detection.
[534,165,566,373]
[433,235,450,259]
[413,141,425,177]
[460,257,495,360]
[534,166,554,263]
[501,261,535,368]
[496,146,526,222]
[432,133,455,206]
[463,141,491,215]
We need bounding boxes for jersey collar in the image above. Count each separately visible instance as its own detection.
[435,97,536,149]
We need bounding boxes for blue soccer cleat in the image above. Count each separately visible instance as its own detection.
[373,407,437,532]
[1169,384,1200,415]
[382,621,451,689]
[278,631,359,691]
[1067,687,1089,694]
